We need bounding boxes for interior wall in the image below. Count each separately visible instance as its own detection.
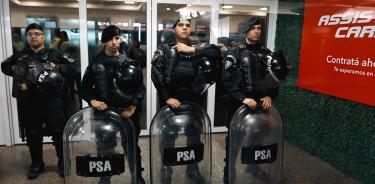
[10,6,147,28]
[274,1,375,183]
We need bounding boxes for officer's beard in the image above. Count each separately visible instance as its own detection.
[28,41,44,52]
[105,46,120,56]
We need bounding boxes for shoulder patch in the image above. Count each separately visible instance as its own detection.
[200,42,208,48]
[224,60,233,69]
[239,44,246,49]
[234,42,246,49]
[224,55,237,69]
[155,48,164,56]
[67,58,74,63]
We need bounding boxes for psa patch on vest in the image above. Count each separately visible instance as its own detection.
[163,143,204,166]
[76,154,125,177]
[241,143,278,164]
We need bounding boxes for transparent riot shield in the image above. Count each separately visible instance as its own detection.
[63,107,137,184]
[150,102,212,184]
[229,105,282,184]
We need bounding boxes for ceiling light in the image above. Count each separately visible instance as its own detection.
[260,7,268,11]
[166,8,171,11]
[222,5,233,9]
[124,1,135,4]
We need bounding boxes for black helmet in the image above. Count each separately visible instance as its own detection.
[115,62,142,89]
[265,52,290,81]
[109,61,142,107]
[30,63,64,93]
[200,57,217,84]
[255,51,290,93]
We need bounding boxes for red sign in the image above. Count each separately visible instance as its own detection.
[297,0,375,106]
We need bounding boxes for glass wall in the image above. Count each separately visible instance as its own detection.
[9,0,81,143]
[2,0,374,183]
[87,0,148,129]
[3,0,278,140]
[214,4,269,127]
[156,3,211,109]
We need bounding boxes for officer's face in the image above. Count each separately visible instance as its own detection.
[26,29,45,49]
[105,36,121,53]
[246,25,261,43]
[174,20,191,40]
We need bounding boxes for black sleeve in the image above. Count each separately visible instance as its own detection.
[221,47,247,103]
[134,71,146,107]
[1,55,16,76]
[49,49,75,77]
[195,43,221,58]
[266,87,279,100]
[151,45,169,101]
[80,65,96,104]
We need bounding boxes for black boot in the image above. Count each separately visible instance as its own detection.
[243,165,269,184]
[26,136,44,179]
[27,162,45,179]
[136,176,146,184]
[223,164,236,184]
[185,164,205,184]
[223,135,230,184]
[160,166,173,184]
[223,159,229,184]
[136,168,145,184]
[58,159,64,177]
[52,130,64,177]
[98,176,111,184]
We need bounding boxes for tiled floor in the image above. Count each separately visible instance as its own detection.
[0,133,362,184]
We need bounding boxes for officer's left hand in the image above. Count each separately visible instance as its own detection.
[260,96,272,110]
[50,62,59,70]
[121,105,136,119]
[173,43,195,53]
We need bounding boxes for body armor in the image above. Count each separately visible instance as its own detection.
[89,53,144,108]
[152,43,220,98]
[239,50,255,94]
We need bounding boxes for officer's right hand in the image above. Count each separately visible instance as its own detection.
[242,98,257,110]
[166,98,181,109]
[13,64,27,75]
[90,99,108,111]
[173,43,195,53]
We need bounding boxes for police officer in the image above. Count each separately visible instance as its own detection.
[222,17,289,183]
[1,23,74,179]
[80,25,146,184]
[151,18,220,184]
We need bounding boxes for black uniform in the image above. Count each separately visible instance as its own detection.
[80,51,145,183]
[151,42,220,184]
[222,41,279,183]
[152,42,220,105]
[222,42,278,104]
[1,47,74,176]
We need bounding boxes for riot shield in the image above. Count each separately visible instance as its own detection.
[63,107,137,184]
[150,102,212,184]
[228,105,282,184]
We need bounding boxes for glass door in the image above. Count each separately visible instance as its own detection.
[7,0,81,144]
[152,0,278,133]
[86,0,151,135]
[212,0,278,132]
[0,0,12,146]
[151,0,213,121]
